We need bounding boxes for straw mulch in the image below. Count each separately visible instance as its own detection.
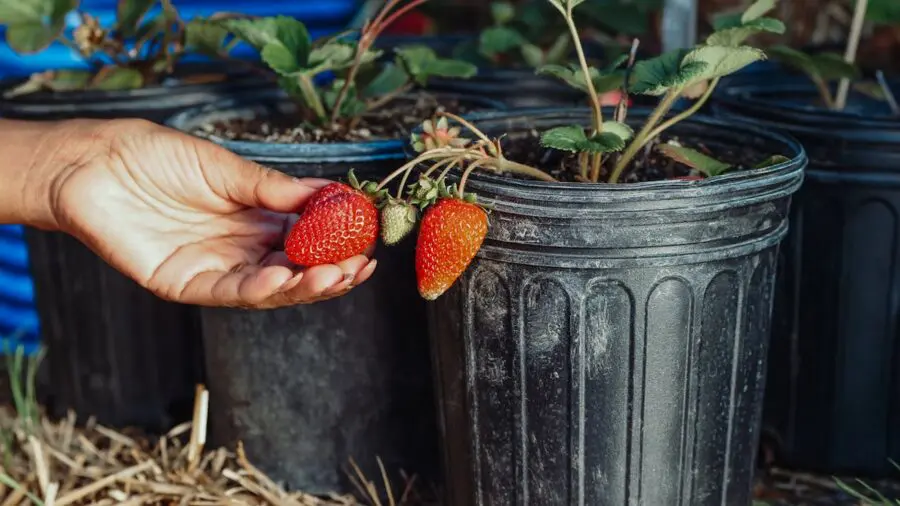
[0,384,421,506]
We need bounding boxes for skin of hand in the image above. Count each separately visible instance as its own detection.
[0,117,376,309]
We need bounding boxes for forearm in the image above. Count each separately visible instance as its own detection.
[0,118,96,230]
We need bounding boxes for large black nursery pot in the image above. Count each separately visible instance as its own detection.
[0,63,266,432]
[425,108,806,505]
[711,79,900,477]
[165,88,504,494]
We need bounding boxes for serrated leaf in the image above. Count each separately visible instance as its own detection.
[220,15,308,55]
[184,19,229,55]
[741,0,777,23]
[0,0,73,25]
[491,1,515,25]
[682,45,766,83]
[261,42,298,75]
[275,15,311,67]
[581,132,626,153]
[92,67,144,90]
[629,49,706,95]
[658,144,731,177]
[479,26,525,57]
[753,154,790,168]
[602,121,633,141]
[362,62,409,98]
[810,52,861,80]
[306,41,366,74]
[706,17,785,47]
[540,125,588,152]
[116,0,154,37]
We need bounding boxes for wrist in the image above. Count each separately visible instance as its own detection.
[0,118,106,231]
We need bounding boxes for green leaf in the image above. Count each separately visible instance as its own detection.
[867,0,900,24]
[629,49,705,95]
[275,15,311,67]
[6,22,60,53]
[261,42,298,75]
[306,41,366,74]
[540,125,588,152]
[811,52,861,80]
[767,44,816,75]
[540,125,626,154]
[544,32,570,63]
[753,154,790,169]
[0,0,73,24]
[324,80,367,118]
[184,19,229,55]
[521,43,544,67]
[580,132,627,153]
[116,0,154,37]
[602,121,633,141]
[92,67,144,90]
[682,45,766,83]
[397,45,476,85]
[658,144,732,177]
[538,62,625,94]
[2,69,92,97]
[220,15,308,55]
[706,17,785,47]
[490,1,515,25]
[479,26,525,57]
[362,62,408,98]
[741,0,777,23]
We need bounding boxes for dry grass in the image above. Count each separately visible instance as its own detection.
[0,345,430,506]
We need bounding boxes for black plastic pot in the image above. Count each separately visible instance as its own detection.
[423,108,806,505]
[711,80,900,477]
[0,64,267,432]
[165,88,505,494]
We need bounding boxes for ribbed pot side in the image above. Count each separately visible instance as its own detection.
[711,81,900,477]
[166,90,505,493]
[425,109,806,505]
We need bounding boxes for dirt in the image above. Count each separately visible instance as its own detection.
[196,91,486,144]
[495,128,769,183]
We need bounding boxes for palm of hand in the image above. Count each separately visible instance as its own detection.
[53,120,375,308]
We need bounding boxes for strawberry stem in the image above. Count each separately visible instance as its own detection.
[438,112,497,155]
[457,159,492,195]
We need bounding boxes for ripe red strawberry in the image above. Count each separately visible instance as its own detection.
[285,182,379,266]
[415,198,488,300]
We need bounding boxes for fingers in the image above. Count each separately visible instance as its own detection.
[203,147,334,212]
[174,255,376,309]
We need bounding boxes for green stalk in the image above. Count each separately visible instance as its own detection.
[296,74,327,122]
[644,77,720,146]
[609,89,681,183]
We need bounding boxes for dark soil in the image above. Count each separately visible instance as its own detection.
[197,91,485,144]
[496,128,769,183]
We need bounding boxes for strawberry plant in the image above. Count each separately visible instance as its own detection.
[0,0,230,98]
[765,45,862,109]
[284,0,798,300]
[197,0,477,130]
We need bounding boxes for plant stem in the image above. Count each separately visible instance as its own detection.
[457,159,491,195]
[834,0,868,110]
[395,164,414,199]
[365,82,414,113]
[297,74,327,121]
[494,157,558,182]
[589,154,604,182]
[813,76,835,109]
[375,150,468,191]
[609,88,681,183]
[645,77,720,142]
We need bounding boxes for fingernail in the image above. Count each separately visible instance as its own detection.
[322,274,354,297]
[343,272,355,282]
[277,272,304,293]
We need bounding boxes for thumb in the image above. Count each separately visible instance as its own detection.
[203,143,333,212]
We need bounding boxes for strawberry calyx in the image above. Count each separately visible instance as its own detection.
[347,168,390,203]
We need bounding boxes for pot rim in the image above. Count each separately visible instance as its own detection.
[411,106,807,201]
[165,87,507,163]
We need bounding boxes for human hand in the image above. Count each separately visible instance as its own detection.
[35,118,376,309]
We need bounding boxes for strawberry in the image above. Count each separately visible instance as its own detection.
[381,199,418,246]
[284,174,381,266]
[415,198,488,300]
